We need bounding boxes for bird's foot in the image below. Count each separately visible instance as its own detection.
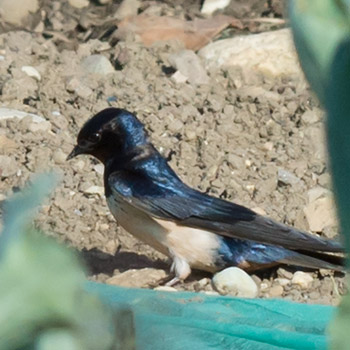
[165,276,181,287]
[167,253,191,286]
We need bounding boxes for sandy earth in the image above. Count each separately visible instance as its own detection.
[0,0,345,304]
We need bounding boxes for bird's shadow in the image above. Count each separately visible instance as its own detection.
[80,248,168,276]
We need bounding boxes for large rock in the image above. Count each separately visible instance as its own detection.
[198,28,302,78]
[212,267,258,297]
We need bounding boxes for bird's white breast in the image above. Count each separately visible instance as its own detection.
[106,194,221,272]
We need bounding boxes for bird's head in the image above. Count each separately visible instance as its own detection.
[67,108,149,163]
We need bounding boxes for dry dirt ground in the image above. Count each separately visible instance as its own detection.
[0,0,346,304]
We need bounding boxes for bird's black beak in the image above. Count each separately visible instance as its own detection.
[67,145,84,160]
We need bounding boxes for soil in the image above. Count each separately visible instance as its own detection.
[0,0,345,305]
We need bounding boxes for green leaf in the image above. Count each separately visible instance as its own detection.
[0,175,134,350]
[289,0,350,105]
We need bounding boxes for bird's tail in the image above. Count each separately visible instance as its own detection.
[219,237,345,272]
[280,250,344,272]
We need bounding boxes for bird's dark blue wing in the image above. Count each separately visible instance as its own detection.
[107,156,343,253]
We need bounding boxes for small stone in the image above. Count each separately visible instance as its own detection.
[169,50,209,85]
[260,282,269,291]
[228,154,244,169]
[275,278,290,287]
[93,164,104,175]
[0,135,18,150]
[28,120,51,132]
[73,160,85,171]
[318,173,331,187]
[278,169,299,185]
[212,267,258,298]
[66,77,80,93]
[168,119,184,133]
[68,0,89,9]
[66,77,93,98]
[307,187,330,203]
[304,196,336,232]
[301,110,321,125]
[103,240,118,255]
[115,0,140,20]
[197,277,211,288]
[21,66,41,81]
[171,70,188,84]
[99,223,110,231]
[245,159,252,167]
[0,155,18,177]
[207,165,218,178]
[201,0,231,15]
[77,86,93,99]
[98,0,112,3]
[194,278,211,291]
[292,271,313,289]
[0,193,7,201]
[74,209,83,216]
[322,225,338,239]
[245,184,255,194]
[106,268,167,288]
[154,286,177,292]
[263,141,273,151]
[277,268,293,279]
[269,284,284,297]
[185,129,196,140]
[52,149,66,164]
[83,186,104,196]
[81,55,114,75]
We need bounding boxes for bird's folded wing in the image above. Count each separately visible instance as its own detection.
[108,170,343,253]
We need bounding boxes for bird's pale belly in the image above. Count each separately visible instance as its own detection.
[106,195,221,272]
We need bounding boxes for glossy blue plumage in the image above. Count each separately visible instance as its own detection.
[217,237,298,268]
[68,108,344,279]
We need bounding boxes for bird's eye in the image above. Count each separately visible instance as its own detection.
[88,132,101,143]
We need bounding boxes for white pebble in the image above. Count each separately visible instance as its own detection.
[201,0,231,15]
[171,70,188,84]
[292,271,313,289]
[212,267,258,298]
[21,66,41,81]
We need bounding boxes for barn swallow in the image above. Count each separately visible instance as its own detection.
[68,108,343,285]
